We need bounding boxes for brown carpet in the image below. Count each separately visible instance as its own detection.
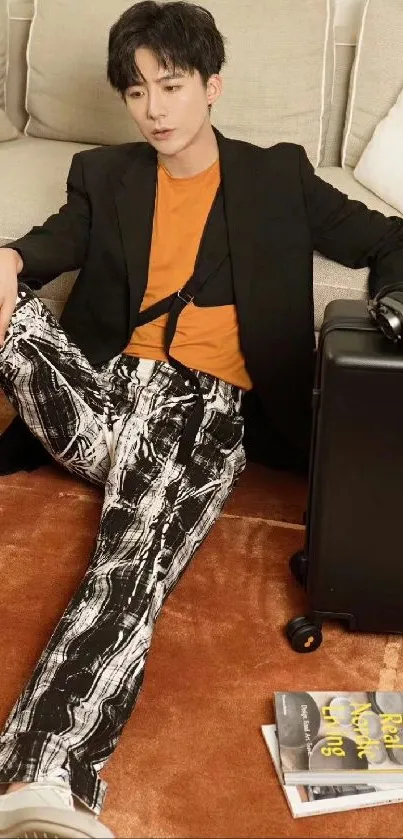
[1,391,402,838]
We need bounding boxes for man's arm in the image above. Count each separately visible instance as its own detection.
[298,145,403,298]
[0,151,91,291]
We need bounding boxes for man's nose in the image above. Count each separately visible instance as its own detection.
[146,89,167,120]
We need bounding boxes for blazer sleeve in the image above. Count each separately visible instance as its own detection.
[298,144,403,298]
[0,151,90,291]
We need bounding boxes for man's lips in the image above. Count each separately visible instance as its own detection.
[152,129,174,138]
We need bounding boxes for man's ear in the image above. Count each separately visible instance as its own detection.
[207,73,222,107]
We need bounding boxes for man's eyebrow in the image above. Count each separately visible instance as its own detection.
[129,72,186,87]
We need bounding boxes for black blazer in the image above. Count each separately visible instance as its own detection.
[3,125,403,473]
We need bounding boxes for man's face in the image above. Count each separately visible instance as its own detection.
[124,46,221,155]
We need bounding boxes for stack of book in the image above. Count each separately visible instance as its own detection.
[262,690,403,817]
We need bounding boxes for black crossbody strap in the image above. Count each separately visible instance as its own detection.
[136,183,225,329]
[133,183,229,466]
[135,251,227,328]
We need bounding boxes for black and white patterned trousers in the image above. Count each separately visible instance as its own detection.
[0,283,246,815]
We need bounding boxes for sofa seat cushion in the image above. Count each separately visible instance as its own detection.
[1,137,401,329]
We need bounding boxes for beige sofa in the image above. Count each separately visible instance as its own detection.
[1,0,403,330]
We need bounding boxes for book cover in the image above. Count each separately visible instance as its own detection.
[273,691,403,786]
[261,724,403,818]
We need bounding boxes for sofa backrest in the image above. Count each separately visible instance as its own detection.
[5,0,357,167]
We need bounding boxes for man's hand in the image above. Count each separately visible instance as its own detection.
[0,248,23,346]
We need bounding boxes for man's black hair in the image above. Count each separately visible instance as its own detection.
[107,1,227,114]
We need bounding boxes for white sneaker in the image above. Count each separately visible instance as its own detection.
[0,782,115,838]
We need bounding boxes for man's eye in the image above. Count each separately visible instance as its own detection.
[128,86,180,98]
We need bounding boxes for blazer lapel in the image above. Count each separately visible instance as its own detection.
[112,125,260,335]
[212,126,259,335]
[112,142,158,330]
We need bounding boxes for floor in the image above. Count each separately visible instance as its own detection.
[1,393,402,838]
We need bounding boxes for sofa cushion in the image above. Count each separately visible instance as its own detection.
[0,0,20,141]
[321,39,355,167]
[6,0,35,133]
[24,0,335,167]
[341,0,403,169]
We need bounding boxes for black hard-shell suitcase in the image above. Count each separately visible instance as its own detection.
[287,298,403,653]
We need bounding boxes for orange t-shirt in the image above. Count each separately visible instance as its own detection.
[123,156,253,391]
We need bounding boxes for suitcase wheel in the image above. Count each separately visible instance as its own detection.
[285,616,323,653]
[289,550,308,588]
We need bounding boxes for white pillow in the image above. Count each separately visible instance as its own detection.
[354,85,403,214]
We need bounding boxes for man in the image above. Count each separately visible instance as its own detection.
[0,2,403,837]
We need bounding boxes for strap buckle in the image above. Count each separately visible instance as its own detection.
[177,289,194,304]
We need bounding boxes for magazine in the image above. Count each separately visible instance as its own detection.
[262,725,403,818]
[273,691,403,785]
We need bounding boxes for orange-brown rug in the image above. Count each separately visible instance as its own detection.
[1,391,402,838]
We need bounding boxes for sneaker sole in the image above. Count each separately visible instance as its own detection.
[0,805,114,838]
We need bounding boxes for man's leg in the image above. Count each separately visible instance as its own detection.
[0,282,114,486]
[0,357,246,816]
